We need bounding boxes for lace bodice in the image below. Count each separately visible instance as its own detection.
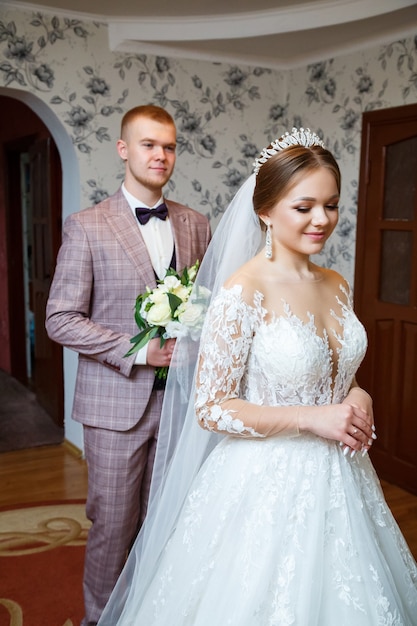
[100,285,417,626]
[195,284,368,436]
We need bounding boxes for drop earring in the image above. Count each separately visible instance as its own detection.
[265,221,272,259]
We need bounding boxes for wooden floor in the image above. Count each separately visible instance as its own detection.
[0,443,416,560]
[0,442,88,507]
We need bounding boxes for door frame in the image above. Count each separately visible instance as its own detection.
[0,87,84,449]
[355,102,417,494]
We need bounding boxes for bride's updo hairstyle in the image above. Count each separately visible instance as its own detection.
[253,143,341,220]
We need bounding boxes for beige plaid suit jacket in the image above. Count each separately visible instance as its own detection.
[46,188,211,430]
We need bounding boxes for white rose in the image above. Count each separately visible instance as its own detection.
[164,320,188,339]
[195,286,211,300]
[172,285,190,301]
[146,299,172,326]
[178,303,204,327]
[149,287,168,304]
[162,275,181,291]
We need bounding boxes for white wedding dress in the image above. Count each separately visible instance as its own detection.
[107,284,417,625]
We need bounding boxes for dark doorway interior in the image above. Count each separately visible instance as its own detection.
[0,95,64,428]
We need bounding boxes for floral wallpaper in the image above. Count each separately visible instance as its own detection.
[1,7,417,285]
[1,5,416,447]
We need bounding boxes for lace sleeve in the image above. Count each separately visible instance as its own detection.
[195,285,264,437]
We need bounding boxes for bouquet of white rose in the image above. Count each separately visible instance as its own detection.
[125,260,209,380]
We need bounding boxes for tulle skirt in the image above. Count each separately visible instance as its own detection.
[114,434,417,625]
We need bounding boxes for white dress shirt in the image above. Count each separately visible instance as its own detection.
[122,184,175,365]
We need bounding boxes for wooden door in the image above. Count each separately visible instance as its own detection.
[355,103,417,495]
[29,137,64,426]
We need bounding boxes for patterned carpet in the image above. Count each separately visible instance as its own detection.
[0,501,90,626]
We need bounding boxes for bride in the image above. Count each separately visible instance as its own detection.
[98,128,417,625]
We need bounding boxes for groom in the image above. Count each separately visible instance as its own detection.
[45,104,211,625]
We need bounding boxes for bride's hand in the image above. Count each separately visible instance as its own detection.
[299,403,375,455]
[343,385,374,422]
[341,385,375,456]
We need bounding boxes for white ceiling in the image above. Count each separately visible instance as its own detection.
[6,0,417,69]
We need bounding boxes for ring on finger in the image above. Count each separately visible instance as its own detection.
[352,428,358,435]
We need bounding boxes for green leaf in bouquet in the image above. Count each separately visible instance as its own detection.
[167,291,183,316]
[134,295,148,330]
[182,259,199,285]
[180,266,189,285]
[164,266,178,278]
[124,325,160,356]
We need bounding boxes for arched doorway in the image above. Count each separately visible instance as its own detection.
[0,89,79,434]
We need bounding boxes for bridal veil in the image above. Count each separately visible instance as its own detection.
[98,173,263,624]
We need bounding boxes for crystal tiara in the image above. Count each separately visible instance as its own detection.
[253,127,326,175]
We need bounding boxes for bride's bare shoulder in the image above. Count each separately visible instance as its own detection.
[223,257,261,299]
[319,266,349,289]
[317,266,351,304]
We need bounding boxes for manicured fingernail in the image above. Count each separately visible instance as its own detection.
[343,446,349,456]
[350,449,356,458]
[371,424,376,431]
[362,448,368,457]
[368,439,373,445]
[372,432,377,439]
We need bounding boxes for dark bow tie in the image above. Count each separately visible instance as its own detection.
[135,203,168,225]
